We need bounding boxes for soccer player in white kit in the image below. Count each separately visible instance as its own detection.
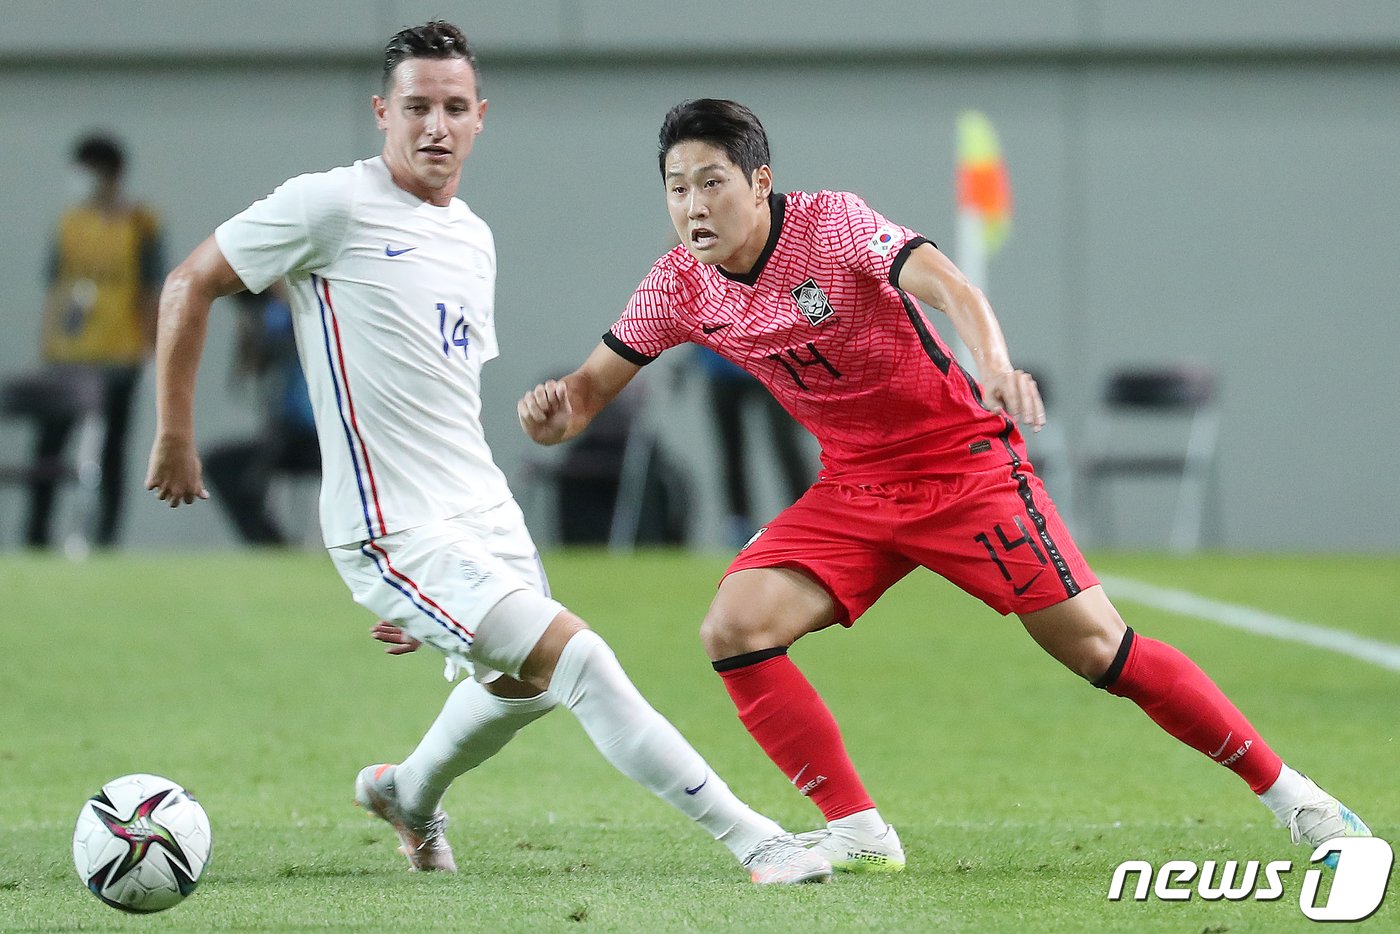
[144,20,830,885]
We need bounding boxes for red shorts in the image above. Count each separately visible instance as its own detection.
[725,463,1097,624]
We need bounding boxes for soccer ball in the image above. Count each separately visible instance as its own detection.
[72,773,211,913]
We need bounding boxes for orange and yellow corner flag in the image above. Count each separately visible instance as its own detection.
[956,110,1013,255]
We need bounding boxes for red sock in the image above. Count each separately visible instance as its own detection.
[715,651,875,821]
[1102,630,1283,793]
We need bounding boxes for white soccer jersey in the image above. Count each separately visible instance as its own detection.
[216,157,512,547]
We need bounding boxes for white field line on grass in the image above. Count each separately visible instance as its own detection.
[1100,574,1400,674]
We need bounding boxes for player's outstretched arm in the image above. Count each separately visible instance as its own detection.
[517,341,641,445]
[895,241,1045,432]
[145,235,247,506]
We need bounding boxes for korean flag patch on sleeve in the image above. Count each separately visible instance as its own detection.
[867,224,904,257]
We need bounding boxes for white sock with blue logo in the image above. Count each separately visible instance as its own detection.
[549,628,783,857]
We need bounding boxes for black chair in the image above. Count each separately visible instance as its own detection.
[1076,365,1220,552]
[515,374,691,549]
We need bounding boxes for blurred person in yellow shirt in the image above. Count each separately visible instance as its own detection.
[28,133,165,548]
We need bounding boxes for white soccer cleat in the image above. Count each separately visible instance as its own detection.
[740,833,834,885]
[1283,777,1371,868]
[354,763,457,872]
[795,822,905,873]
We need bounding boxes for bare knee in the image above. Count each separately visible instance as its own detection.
[700,602,775,659]
[1019,586,1128,682]
[484,675,546,699]
[700,567,834,661]
[517,609,589,692]
[1069,626,1128,682]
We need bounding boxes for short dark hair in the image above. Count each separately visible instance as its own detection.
[381,20,479,93]
[657,99,770,182]
[73,134,124,177]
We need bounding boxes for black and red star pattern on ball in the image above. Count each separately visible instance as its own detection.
[87,788,194,887]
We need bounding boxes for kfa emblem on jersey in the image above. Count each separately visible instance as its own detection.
[790,278,835,326]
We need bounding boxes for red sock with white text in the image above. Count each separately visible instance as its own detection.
[1098,630,1283,793]
[715,650,875,821]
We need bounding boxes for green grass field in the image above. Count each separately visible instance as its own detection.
[2,550,1395,932]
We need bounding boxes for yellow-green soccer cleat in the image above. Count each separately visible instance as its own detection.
[795,822,905,873]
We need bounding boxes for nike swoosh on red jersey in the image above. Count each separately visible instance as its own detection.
[1012,571,1044,596]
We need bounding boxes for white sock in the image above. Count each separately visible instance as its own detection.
[830,807,888,836]
[396,678,556,817]
[1258,764,1317,823]
[549,629,783,858]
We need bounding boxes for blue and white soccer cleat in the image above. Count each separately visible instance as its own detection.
[1285,776,1372,869]
[354,763,457,872]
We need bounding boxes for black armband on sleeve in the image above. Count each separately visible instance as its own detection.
[888,236,933,288]
[602,330,657,366]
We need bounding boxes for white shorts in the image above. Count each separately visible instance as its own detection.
[329,500,565,683]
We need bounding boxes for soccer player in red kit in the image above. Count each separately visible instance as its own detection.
[517,99,1370,872]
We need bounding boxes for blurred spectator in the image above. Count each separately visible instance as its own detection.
[693,347,813,547]
[26,133,164,549]
[203,286,319,545]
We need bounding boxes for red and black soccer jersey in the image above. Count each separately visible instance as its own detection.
[606,190,1024,481]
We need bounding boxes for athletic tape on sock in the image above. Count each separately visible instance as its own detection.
[712,646,789,672]
[1091,626,1135,689]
